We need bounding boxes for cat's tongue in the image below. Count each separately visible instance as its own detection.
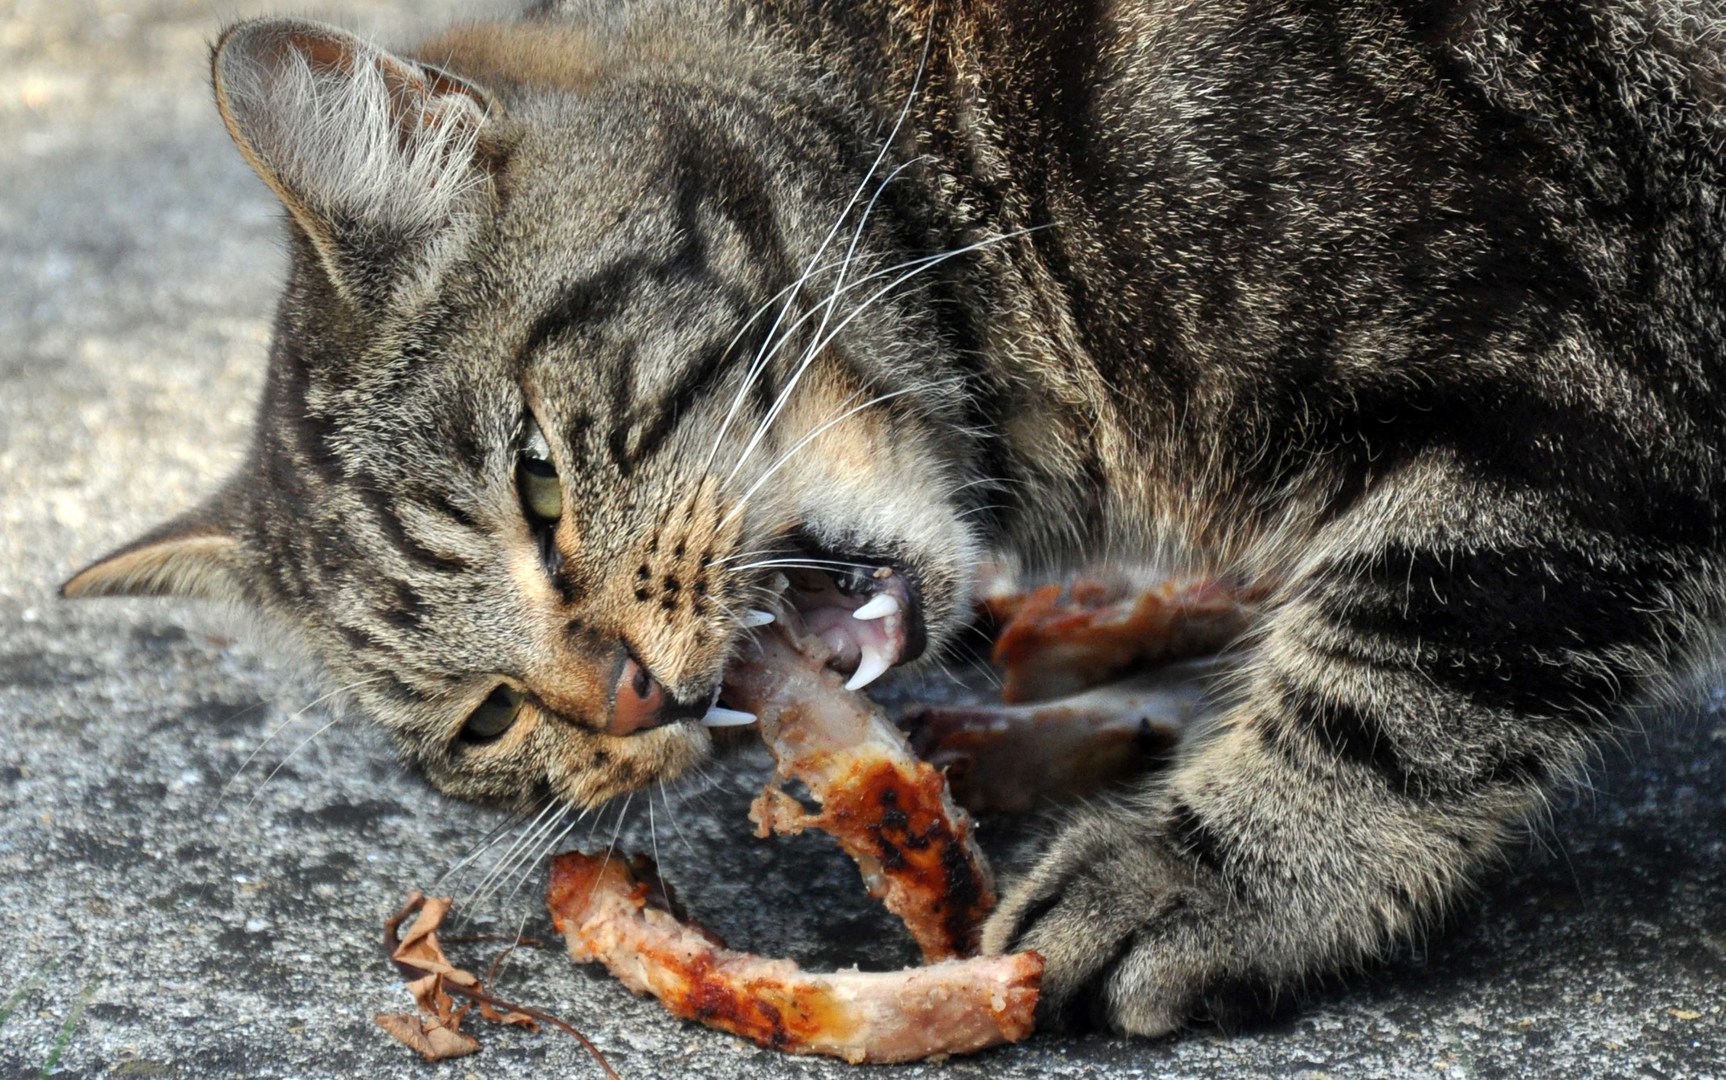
[771,568,915,692]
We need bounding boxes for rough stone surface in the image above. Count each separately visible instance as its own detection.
[1,2,1722,1077]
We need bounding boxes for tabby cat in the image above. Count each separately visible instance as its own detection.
[64,0,1726,1037]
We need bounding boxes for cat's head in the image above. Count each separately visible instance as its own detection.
[63,18,988,809]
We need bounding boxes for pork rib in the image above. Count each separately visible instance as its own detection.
[723,622,996,961]
[902,660,1220,813]
[985,577,1256,702]
[547,851,1042,1065]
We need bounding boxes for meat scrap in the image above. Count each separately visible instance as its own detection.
[986,577,1256,703]
[902,660,1220,814]
[723,622,997,961]
[547,851,1043,1065]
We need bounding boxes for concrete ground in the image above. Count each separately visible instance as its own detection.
[1,1,1722,1077]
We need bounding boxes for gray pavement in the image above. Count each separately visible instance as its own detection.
[1,2,1722,1077]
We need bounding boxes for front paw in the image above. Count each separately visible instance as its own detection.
[982,808,1249,1037]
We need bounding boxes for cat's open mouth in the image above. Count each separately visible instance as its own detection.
[755,542,927,693]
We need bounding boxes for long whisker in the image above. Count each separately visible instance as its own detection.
[725,557,883,572]
[216,675,385,803]
[656,780,700,857]
[713,216,960,482]
[502,803,594,905]
[589,792,637,901]
[722,224,988,488]
[703,8,938,475]
[198,682,378,910]
[463,799,566,910]
[945,475,1026,497]
[231,711,350,823]
[647,792,664,877]
[720,383,951,528]
[434,801,544,894]
[745,154,932,472]
[698,250,884,472]
[461,807,557,912]
[723,228,1041,490]
[711,544,795,566]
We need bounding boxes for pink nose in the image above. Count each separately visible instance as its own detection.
[611,656,667,736]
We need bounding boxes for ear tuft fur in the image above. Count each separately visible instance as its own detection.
[212,18,498,303]
[62,513,248,604]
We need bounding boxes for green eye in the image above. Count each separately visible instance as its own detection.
[462,685,523,744]
[518,457,564,522]
[518,419,563,524]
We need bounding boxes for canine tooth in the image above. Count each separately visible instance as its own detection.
[701,707,757,728]
[845,646,892,691]
[850,594,899,621]
[742,609,776,628]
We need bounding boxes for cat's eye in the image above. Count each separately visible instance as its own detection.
[518,419,563,524]
[461,685,524,744]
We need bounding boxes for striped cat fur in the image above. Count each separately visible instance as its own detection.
[65,0,1726,1038]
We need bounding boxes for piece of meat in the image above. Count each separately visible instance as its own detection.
[547,851,1042,1065]
[723,622,996,961]
[985,577,1256,703]
[901,660,1221,813]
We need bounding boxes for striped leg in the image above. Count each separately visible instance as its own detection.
[982,473,1712,1035]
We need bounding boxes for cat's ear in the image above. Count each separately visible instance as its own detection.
[61,499,250,604]
[212,18,501,307]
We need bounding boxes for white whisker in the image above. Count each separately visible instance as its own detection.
[720,383,948,527]
[433,803,539,897]
[503,803,592,905]
[589,792,637,901]
[709,9,937,477]
[657,780,699,857]
[233,711,349,821]
[726,557,881,572]
[464,798,565,910]
[217,675,385,802]
[722,228,1041,493]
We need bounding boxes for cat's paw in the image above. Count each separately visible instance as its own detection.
[981,806,1265,1037]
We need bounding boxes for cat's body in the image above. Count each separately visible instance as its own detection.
[66,0,1726,1036]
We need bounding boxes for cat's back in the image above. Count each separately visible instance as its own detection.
[992,0,1726,395]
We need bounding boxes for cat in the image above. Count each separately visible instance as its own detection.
[62,0,1726,1038]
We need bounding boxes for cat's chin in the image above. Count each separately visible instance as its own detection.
[545,721,715,811]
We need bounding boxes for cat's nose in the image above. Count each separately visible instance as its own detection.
[609,655,705,736]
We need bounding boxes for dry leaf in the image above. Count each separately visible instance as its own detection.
[375,1012,480,1061]
[376,891,610,1076]
[377,894,487,1061]
[1670,1008,1703,1021]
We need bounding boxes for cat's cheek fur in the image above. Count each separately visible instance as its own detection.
[765,381,984,662]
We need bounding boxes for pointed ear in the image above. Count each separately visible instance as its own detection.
[212,18,501,307]
[61,502,250,604]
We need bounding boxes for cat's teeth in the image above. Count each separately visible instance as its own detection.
[701,707,757,728]
[845,645,892,691]
[850,594,899,621]
[742,609,776,628]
